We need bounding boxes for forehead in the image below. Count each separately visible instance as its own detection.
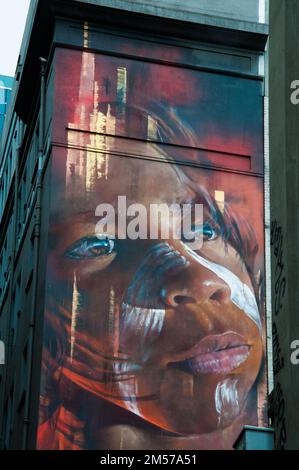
[61,142,194,216]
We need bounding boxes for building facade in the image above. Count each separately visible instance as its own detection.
[269,0,299,450]
[0,76,13,138]
[0,0,268,450]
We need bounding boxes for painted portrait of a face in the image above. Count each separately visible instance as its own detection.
[37,43,267,450]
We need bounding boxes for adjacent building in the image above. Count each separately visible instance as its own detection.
[269,0,299,450]
[0,76,13,138]
[0,0,269,450]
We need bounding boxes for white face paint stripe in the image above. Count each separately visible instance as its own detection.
[215,378,240,428]
[113,361,142,417]
[70,271,80,362]
[184,244,262,332]
[122,304,165,337]
[121,304,166,362]
[117,377,141,417]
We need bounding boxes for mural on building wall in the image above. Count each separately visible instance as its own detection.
[37,37,267,449]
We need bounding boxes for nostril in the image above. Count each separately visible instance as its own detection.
[210,288,229,304]
[161,288,196,307]
[173,295,196,305]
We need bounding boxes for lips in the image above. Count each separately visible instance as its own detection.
[168,332,251,375]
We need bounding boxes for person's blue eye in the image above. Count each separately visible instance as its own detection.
[185,222,218,243]
[201,222,218,241]
[64,236,115,260]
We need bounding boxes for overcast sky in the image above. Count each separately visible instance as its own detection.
[0,0,31,77]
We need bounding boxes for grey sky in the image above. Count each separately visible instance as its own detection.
[0,0,31,77]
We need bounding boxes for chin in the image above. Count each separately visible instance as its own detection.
[141,368,257,436]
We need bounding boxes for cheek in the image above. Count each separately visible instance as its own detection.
[48,250,117,282]
[200,240,251,285]
[250,331,264,369]
[48,249,75,281]
[71,254,117,277]
[237,321,263,379]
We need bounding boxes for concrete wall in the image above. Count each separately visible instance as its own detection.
[270,0,299,450]
[122,0,266,23]
[73,0,268,32]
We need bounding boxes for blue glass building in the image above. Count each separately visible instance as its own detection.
[0,75,13,137]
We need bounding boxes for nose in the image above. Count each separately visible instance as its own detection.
[160,263,231,308]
